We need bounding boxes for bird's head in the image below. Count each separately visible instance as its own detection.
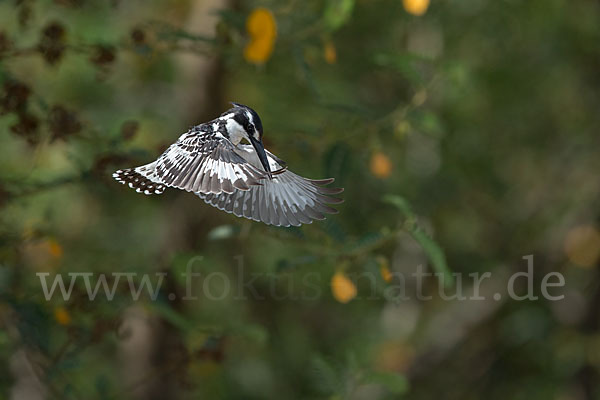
[222,102,271,178]
[227,102,263,141]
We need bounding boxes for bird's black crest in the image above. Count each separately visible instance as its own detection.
[229,102,263,136]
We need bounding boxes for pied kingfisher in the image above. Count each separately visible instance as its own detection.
[113,103,343,227]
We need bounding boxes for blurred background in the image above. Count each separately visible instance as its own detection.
[1,0,600,399]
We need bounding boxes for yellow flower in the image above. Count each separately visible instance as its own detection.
[380,268,393,285]
[565,225,600,268]
[370,152,393,178]
[380,265,393,282]
[403,0,430,16]
[324,41,337,64]
[244,8,277,64]
[47,238,63,259]
[22,237,63,270]
[331,271,357,303]
[377,256,393,282]
[54,306,71,326]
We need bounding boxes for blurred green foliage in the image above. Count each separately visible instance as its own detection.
[1,0,600,399]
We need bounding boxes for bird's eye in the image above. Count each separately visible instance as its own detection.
[248,124,258,139]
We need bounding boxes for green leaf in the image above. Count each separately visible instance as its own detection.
[413,110,444,138]
[373,53,424,84]
[382,194,413,218]
[364,371,409,394]
[383,194,453,287]
[411,229,453,287]
[324,0,355,31]
[310,355,340,394]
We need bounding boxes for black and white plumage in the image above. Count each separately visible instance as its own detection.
[113,103,343,227]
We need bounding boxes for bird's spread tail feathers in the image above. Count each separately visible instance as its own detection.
[112,162,166,195]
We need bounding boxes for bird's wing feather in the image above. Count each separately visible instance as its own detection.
[153,129,268,194]
[196,146,343,227]
[113,161,167,195]
[197,171,343,227]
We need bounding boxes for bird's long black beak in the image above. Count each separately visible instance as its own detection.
[249,136,272,179]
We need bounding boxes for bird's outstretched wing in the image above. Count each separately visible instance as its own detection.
[197,173,343,227]
[196,145,343,227]
[155,128,269,194]
[114,127,268,195]
[113,134,343,226]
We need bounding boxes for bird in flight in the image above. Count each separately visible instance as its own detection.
[113,103,343,227]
